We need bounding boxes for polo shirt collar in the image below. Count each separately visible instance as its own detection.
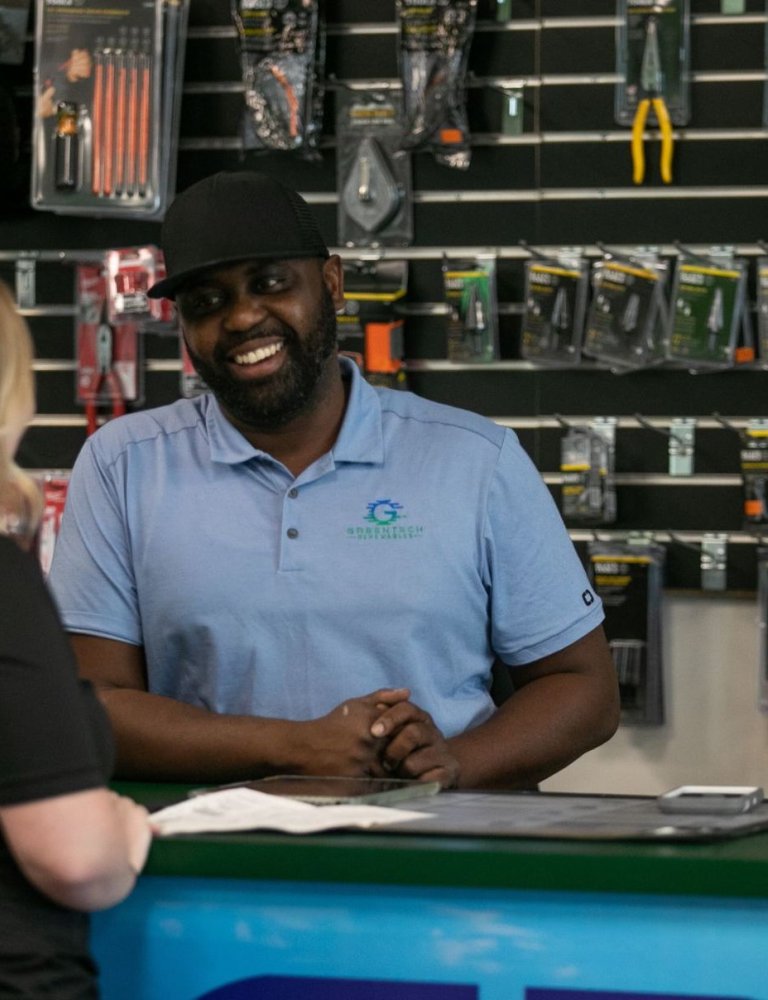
[204,355,384,466]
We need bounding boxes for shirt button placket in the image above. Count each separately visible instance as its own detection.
[279,486,301,570]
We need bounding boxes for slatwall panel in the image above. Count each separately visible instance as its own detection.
[2,0,768,589]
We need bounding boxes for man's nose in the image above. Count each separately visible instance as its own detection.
[223,290,268,330]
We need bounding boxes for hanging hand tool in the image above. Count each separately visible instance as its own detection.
[342,137,402,235]
[114,43,127,194]
[91,40,104,194]
[630,15,673,185]
[102,40,116,196]
[137,43,151,195]
[126,45,139,196]
[86,309,126,436]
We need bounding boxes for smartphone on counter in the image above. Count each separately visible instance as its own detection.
[657,785,764,816]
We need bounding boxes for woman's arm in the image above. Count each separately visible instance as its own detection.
[0,787,152,911]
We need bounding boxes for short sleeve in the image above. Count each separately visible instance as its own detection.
[485,431,604,665]
[48,434,142,645]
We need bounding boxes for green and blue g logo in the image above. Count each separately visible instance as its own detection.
[364,499,405,525]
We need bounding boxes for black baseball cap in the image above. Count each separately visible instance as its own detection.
[147,171,330,300]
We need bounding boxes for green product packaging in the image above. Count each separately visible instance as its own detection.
[443,256,499,363]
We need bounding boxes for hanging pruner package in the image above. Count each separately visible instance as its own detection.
[336,89,412,248]
[396,0,477,170]
[31,0,189,218]
[233,0,324,158]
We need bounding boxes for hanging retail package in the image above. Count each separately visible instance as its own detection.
[31,0,189,218]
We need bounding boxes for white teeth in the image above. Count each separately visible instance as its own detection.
[233,341,283,365]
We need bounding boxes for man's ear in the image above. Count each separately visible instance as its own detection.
[322,254,345,311]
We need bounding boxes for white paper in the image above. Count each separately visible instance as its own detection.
[151,787,433,836]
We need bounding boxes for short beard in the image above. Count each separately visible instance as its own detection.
[184,287,339,432]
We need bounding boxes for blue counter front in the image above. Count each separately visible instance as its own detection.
[92,784,768,1000]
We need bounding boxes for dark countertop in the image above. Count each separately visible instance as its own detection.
[119,781,768,901]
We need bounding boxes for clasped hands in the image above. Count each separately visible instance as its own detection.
[307,688,460,789]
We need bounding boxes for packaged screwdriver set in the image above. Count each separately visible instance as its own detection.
[520,250,588,366]
[588,537,666,725]
[32,0,189,218]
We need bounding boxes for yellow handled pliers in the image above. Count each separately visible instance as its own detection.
[631,15,674,185]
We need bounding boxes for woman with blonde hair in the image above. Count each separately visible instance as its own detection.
[0,280,152,997]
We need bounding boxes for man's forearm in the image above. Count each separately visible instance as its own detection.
[448,671,619,790]
[98,685,415,783]
[99,687,307,782]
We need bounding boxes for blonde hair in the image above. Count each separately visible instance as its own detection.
[0,280,42,538]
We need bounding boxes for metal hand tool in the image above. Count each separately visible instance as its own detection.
[86,309,126,436]
[630,15,673,184]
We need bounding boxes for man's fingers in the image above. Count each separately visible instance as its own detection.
[391,746,460,788]
[380,720,433,769]
[370,701,426,739]
[365,687,410,706]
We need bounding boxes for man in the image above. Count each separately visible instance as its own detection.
[49,171,619,789]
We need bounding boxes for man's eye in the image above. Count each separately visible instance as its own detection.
[251,274,286,294]
[179,290,224,317]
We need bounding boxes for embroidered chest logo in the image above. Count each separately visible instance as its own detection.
[346,498,424,540]
[365,499,404,525]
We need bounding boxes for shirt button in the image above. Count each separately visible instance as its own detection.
[286,528,299,539]
[288,488,299,499]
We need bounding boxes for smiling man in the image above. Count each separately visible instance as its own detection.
[48,171,619,789]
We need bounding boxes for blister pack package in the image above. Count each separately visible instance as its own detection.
[233,0,324,158]
[31,0,188,218]
[396,0,477,169]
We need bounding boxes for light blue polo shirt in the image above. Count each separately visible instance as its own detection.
[49,358,603,738]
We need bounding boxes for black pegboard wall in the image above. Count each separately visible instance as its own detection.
[2,0,768,589]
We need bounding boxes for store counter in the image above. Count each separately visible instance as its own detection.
[92,783,768,1000]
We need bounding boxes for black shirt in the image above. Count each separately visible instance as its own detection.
[0,535,114,998]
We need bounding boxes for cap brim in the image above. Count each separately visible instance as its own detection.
[147,257,249,300]
[147,249,331,300]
